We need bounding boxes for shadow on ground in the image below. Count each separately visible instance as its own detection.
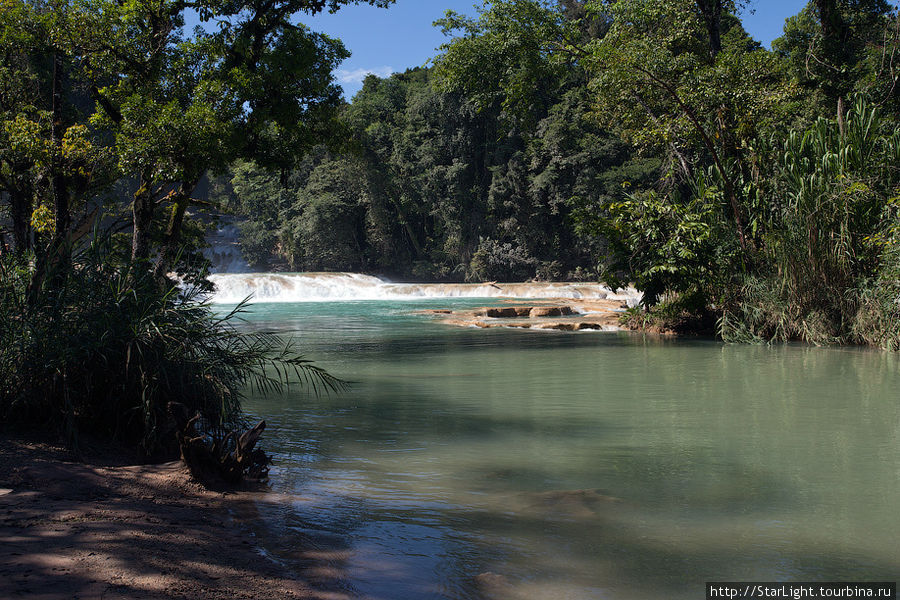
[0,435,340,600]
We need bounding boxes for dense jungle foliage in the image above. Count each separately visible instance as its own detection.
[0,0,376,451]
[219,0,900,347]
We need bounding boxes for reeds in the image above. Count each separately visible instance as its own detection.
[719,97,900,347]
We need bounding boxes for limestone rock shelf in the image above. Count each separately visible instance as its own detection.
[419,298,630,331]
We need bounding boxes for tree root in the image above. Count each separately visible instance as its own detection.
[168,402,271,487]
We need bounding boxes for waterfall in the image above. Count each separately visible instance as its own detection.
[203,222,251,273]
[208,272,643,305]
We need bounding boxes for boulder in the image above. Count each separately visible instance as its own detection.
[528,306,573,318]
[474,572,514,597]
[521,488,621,519]
[481,307,521,318]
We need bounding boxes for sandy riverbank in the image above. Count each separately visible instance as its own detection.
[0,434,335,600]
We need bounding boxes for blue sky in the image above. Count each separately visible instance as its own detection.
[300,0,815,99]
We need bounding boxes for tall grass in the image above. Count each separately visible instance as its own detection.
[719,98,900,347]
[0,234,339,455]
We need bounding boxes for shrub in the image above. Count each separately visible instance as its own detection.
[0,235,338,456]
[467,237,536,282]
[720,98,900,347]
[599,184,741,310]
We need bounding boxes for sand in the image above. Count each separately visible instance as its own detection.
[0,434,339,600]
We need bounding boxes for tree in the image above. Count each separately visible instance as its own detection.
[773,0,894,107]
[223,2,658,282]
[0,0,116,287]
[580,0,795,253]
[81,0,392,279]
[432,0,573,126]
[1,0,393,280]
[0,0,391,457]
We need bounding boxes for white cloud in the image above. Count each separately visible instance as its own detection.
[336,66,394,85]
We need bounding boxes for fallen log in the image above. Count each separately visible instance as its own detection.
[168,402,271,487]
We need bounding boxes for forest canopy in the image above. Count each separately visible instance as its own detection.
[0,0,389,453]
[214,0,899,347]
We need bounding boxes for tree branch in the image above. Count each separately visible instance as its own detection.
[631,64,747,251]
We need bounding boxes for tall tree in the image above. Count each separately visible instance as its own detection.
[2,0,393,280]
[580,0,794,251]
[774,0,893,105]
[0,1,43,254]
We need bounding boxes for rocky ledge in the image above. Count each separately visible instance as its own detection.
[419,298,630,331]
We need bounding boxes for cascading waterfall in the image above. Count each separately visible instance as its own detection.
[203,222,251,273]
[208,272,643,305]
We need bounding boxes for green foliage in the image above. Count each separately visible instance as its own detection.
[0,235,339,454]
[468,237,537,282]
[0,0,389,452]
[433,0,573,124]
[719,98,900,346]
[229,63,650,281]
[851,244,900,350]
[225,152,370,271]
[599,180,741,308]
[225,159,298,268]
[285,158,368,271]
[620,299,717,334]
[175,0,900,353]
[773,0,894,106]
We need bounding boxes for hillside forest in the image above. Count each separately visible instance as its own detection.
[218,0,900,346]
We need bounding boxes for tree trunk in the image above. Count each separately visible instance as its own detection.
[815,0,846,45]
[696,0,723,61]
[50,50,70,267]
[153,178,199,279]
[28,50,71,304]
[168,402,271,487]
[132,172,155,263]
[7,187,32,253]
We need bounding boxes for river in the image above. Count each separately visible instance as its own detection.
[212,274,900,600]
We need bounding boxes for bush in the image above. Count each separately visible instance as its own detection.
[850,240,900,350]
[599,184,741,309]
[467,237,536,282]
[0,235,338,456]
[720,98,900,347]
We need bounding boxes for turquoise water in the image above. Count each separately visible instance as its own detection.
[232,300,900,600]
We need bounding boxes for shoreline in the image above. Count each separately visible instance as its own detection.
[0,433,329,600]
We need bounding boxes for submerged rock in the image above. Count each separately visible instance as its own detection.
[520,488,621,519]
[475,572,515,598]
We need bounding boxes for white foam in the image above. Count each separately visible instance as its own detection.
[207,272,643,305]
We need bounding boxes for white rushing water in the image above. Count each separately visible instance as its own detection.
[207,272,643,305]
[203,223,252,273]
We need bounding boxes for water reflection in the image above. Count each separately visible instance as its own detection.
[233,300,900,599]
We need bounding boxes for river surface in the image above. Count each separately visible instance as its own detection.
[225,296,900,600]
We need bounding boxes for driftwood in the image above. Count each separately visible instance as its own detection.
[167,402,271,486]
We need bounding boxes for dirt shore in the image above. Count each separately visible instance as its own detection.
[0,433,334,600]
